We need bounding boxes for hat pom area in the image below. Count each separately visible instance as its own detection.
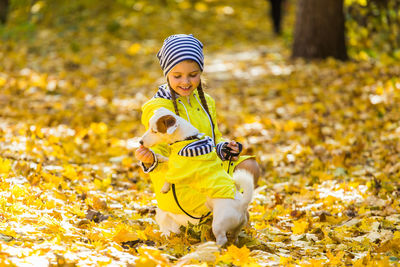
[157,34,204,76]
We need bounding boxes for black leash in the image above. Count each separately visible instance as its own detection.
[171,184,211,222]
[221,142,243,174]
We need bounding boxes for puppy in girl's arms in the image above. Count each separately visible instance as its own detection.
[139,107,254,246]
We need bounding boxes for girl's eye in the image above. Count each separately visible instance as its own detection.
[173,76,181,79]
[189,73,198,77]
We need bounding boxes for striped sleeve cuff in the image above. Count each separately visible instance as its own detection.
[140,150,158,173]
[216,141,229,161]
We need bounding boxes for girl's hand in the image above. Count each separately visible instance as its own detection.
[225,141,240,161]
[135,145,155,165]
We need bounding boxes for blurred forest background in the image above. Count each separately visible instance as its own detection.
[1,0,400,266]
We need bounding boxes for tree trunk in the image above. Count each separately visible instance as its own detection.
[268,0,284,35]
[0,0,9,24]
[292,0,348,60]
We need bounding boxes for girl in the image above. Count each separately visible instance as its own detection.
[135,34,260,220]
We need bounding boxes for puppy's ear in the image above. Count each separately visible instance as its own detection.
[156,115,177,134]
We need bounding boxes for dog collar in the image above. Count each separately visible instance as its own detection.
[184,133,204,141]
[170,133,205,145]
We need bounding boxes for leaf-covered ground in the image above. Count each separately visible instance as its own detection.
[1,1,400,266]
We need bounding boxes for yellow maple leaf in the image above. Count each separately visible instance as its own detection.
[0,158,12,175]
[127,43,141,56]
[90,122,108,135]
[94,176,112,190]
[122,157,133,168]
[143,226,162,241]
[92,196,108,210]
[221,245,251,266]
[86,77,98,89]
[374,257,391,267]
[11,185,27,199]
[292,220,309,235]
[393,231,400,240]
[135,247,170,267]
[31,73,47,88]
[326,250,345,265]
[283,120,299,132]
[67,204,86,218]
[41,171,65,189]
[323,195,339,206]
[280,256,294,266]
[178,1,190,9]
[63,164,78,180]
[358,51,369,61]
[44,198,57,209]
[325,215,345,225]
[195,2,208,12]
[47,134,60,144]
[353,258,365,267]
[112,227,138,243]
[0,77,6,86]
[136,257,157,267]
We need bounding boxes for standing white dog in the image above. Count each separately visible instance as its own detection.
[140,107,254,246]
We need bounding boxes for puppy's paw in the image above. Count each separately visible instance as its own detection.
[161,182,171,194]
[215,236,228,247]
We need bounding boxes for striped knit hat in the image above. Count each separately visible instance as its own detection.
[157,34,204,76]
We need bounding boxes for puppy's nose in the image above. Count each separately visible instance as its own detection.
[139,140,143,145]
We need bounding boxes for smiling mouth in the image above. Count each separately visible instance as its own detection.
[179,86,191,90]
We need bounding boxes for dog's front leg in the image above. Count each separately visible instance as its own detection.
[155,208,182,235]
[161,182,171,193]
[207,199,229,246]
[156,154,170,193]
[213,224,228,246]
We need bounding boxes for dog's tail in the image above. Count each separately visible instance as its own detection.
[232,169,254,209]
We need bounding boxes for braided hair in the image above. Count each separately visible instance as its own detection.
[167,79,180,116]
[196,81,216,143]
[167,79,216,145]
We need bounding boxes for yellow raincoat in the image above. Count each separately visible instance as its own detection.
[140,84,251,217]
[167,139,236,196]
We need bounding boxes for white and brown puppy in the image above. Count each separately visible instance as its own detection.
[140,107,254,246]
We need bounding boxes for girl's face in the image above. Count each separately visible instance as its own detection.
[167,60,201,97]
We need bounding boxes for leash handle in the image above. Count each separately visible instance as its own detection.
[221,142,243,158]
[222,142,243,173]
[171,184,211,221]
